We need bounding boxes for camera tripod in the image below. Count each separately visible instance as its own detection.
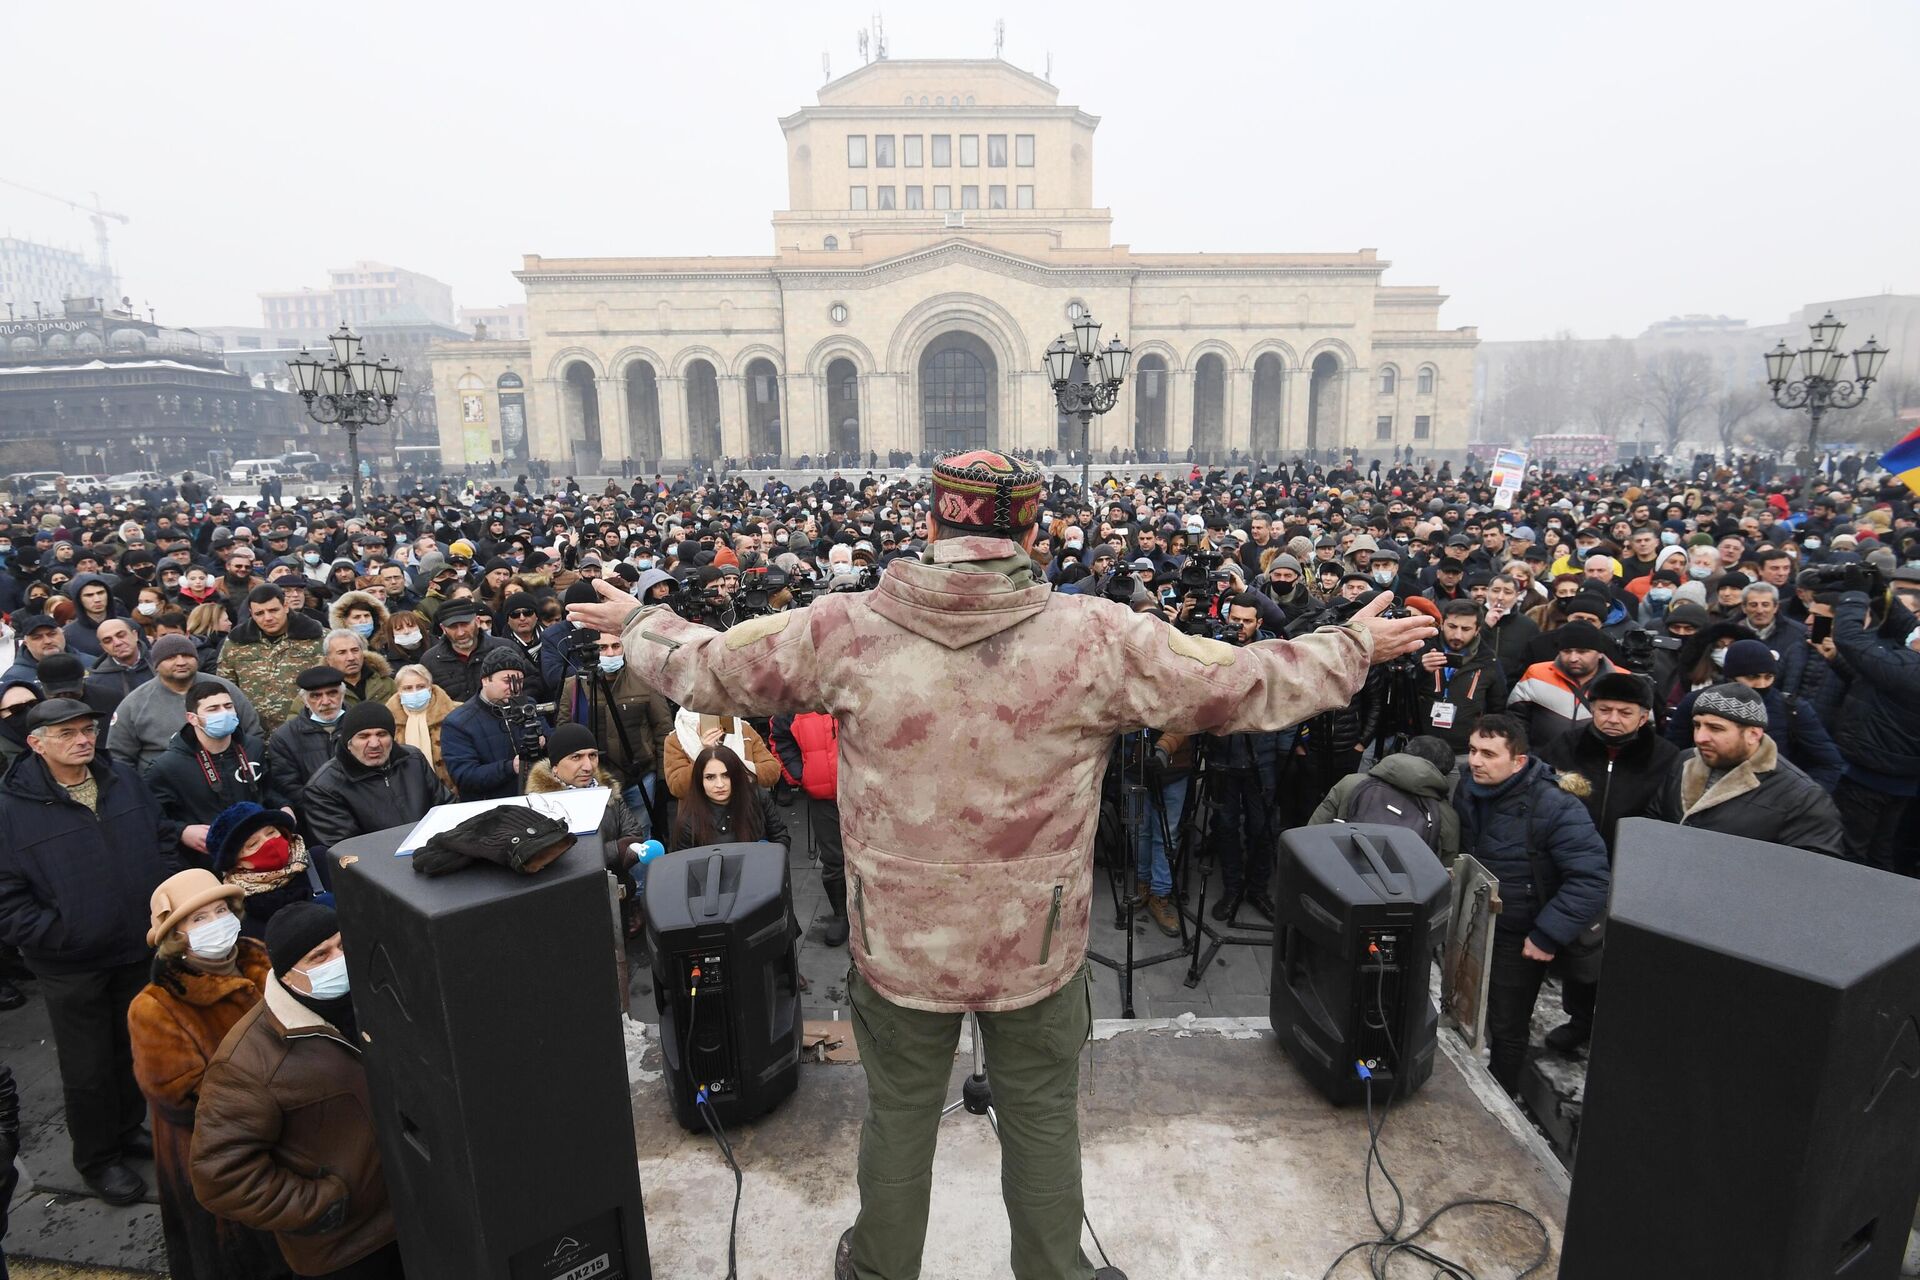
[1177,735,1285,988]
[1085,733,1192,1018]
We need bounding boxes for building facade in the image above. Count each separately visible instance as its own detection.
[457,303,528,341]
[1,237,114,321]
[432,59,1477,471]
[261,260,456,333]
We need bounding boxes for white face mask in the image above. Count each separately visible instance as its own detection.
[392,629,422,648]
[298,953,350,1000]
[187,913,242,960]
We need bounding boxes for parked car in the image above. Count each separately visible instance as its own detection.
[105,470,165,495]
[226,458,282,484]
[1,471,64,499]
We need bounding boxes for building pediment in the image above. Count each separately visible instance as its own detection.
[776,238,1129,291]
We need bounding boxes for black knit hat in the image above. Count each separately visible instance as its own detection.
[1589,671,1652,708]
[265,902,338,978]
[1554,621,1607,653]
[338,700,395,740]
[480,647,529,679]
[546,723,597,767]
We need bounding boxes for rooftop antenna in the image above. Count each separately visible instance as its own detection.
[874,13,888,59]
[823,51,831,82]
[858,27,869,64]
[1044,51,1052,82]
[994,18,1005,59]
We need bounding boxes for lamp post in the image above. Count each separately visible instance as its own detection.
[1045,313,1131,499]
[1764,311,1886,500]
[287,325,402,511]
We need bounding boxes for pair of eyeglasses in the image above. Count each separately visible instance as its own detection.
[508,608,536,617]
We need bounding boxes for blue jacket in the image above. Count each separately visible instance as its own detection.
[0,753,174,975]
[1831,592,1920,784]
[1453,757,1611,954]
[440,696,551,800]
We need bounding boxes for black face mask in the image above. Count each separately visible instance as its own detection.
[1589,721,1640,747]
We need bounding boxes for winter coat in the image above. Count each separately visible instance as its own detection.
[62,574,129,659]
[337,650,397,708]
[441,696,550,800]
[1829,592,1920,784]
[662,718,781,799]
[1293,665,1384,760]
[1663,684,1845,791]
[386,686,459,793]
[265,712,341,813]
[218,612,325,734]
[1412,636,1508,754]
[524,761,645,863]
[769,712,839,800]
[0,753,174,975]
[1538,721,1680,851]
[127,941,291,1280]
[1650,735,1845,858]
[420,632,512,704]
[189,974,396,1277]
[1453,757,1611,954]
[301,742,455,850]
[144,727,272,864]
[621,533,1375,1014]
[669,789,789,852]
[105,673,264,775]
[87,650,153,704]
[554,665,674,788]
[1508,656,1618,756]
[1310,752,1461,863]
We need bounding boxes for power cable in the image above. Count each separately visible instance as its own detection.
[687,985,743,1280]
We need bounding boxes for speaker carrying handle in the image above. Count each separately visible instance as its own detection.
[1349,831,1409,900]
[699,852,726,919]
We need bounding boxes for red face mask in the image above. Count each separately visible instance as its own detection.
[242,834,291,872]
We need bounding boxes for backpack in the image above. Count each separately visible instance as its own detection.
[1339,775,1441,853]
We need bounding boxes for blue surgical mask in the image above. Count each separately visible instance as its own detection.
[302,552,322,566]
[1689,565,1712,580]
[1647,587,1674,603]
[311,706,344,724]
[399,688,431,712]
[599,654,625,675]
[299,953,350,1000]
[1803,538,1822,551]
[351,621,375,639]
[1660,531,1679,546]
[1710,647,1727,668]
[200,710,240,739]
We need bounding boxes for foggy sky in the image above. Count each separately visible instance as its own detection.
[5,0,1916,342]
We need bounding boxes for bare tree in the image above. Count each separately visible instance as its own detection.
[1711,387,1766,458]
[1580,337,1640,437]
[1487,332,1584,440]
[1639,350,1716,450]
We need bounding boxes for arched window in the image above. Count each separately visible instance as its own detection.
[827,358,860,457]
[744,357,782,459]
[561,361,601,465]
[1417,366,1436,395]
[1378,365,1398,396]
[684,359,722,460]
[1251,353,1285,459]
[1134,354,1169,455]
[1192,354,1226,458]
[624,362,661,462]
[823,235,839,251]
[919,333,997,453]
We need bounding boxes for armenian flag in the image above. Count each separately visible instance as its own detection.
[1884,421,1920,496]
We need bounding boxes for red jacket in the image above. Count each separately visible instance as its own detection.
[780,712,839,801]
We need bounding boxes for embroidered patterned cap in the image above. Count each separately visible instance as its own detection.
[1693,682,1767,728]
[930,449,1045,536]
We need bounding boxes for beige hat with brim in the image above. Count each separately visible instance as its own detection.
[147,869,244,948]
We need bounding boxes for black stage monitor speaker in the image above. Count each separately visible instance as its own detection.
[645,842,802,1131]
[1563,819,1920,1280]
[1271,822,1451,1105]
[332,824,649,1280]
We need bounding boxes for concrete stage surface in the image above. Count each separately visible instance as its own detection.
[625,1015,1568,1279]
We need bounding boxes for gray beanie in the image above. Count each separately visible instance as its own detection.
[1693,682,1767,729]
[1267,553,1303,576]
[149,633,198,664]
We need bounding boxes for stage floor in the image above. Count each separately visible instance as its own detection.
[625,1015,1568,1280]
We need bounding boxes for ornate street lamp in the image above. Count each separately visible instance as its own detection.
[288,325,402,511]
[1045,313,1131,498]
[1763,311,1885,500]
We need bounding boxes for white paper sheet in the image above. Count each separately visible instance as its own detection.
[394,787,612,856]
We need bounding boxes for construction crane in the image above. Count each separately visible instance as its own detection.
[0,177,131,294]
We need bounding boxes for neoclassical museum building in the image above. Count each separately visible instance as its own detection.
[430,58,1477,471]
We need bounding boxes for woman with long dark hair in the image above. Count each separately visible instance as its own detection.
[671,744,788,851]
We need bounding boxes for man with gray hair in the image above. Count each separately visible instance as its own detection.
[1649,682,1841,856]
[1739,580,1814,695]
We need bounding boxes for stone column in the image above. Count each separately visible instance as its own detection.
[786,373,819,460]
[532,378,565,462]
[659,374,689,468]
[1227,365,1254,452]
[719,374,749,460]
[1167,364,1193,454]
[596,377,628,468]
[1286,366,1312,456]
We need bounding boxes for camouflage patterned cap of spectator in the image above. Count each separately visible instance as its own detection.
[930,449,1044,536]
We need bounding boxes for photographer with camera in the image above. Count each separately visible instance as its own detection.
[1817,567,1920,874]
[439,649,550,801]
[1413,600,1508,755]
[554,629,673,834]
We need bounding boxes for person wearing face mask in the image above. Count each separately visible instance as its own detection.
[191,903,404,1280]
[145,683,274,867]
[128,869,293,1280]
[208,803,321,939]
[327,591,390,656]
[384,664,460,794]
[377,610,429,667]
[1536,672,1679,1054]
[267,667,351,816]
[553,631,672,831]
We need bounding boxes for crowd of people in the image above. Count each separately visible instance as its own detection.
[0,445,1915,1278]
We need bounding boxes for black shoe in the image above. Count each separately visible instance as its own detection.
[1244,891,1276,922]
[0,979,25,1012]
[121,1130,154,1160]
[1210,893,1243,923]
[1544,1021,1591,1055]
[82,1162,144,1205]
[834,1227,854,1280]
[823,915,850,948]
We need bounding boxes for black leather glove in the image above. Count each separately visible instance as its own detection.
[413,806,575,877]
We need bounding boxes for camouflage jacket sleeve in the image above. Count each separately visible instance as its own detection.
[1109,608,1374,737]
[618,604,825,718]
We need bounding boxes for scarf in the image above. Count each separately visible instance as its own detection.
[226,855,305,898]
[402,698,436,760]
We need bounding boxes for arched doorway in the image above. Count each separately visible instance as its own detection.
[919,332,997,454]
[1134,354,1168,457]
[744,358,782,460]
[625,362,662,464]
[1252,353,1285,461]
[1192,353,1226,461]
[684,359,721,461]
[1307,353,1342,459]
[827,358,861,458]
[561,361,601,469]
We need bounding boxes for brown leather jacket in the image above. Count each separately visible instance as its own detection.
[188,973,395,1276]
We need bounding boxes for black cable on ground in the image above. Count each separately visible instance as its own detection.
[1320,963,1554,1280]
[688,987,743,1280]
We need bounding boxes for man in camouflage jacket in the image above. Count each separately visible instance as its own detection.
[220,584,325,734]
[571,449,1434,1280]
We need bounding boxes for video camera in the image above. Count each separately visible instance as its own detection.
[1802,562,1887,600]
[500,696,547,762]
[1618,627,1680,676]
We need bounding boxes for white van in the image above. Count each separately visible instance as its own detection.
[227,458,282,485]
[279,451,321,475]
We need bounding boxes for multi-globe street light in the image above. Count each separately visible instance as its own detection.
[1763,311,1887,500]
[1045,311,1132,499]
[287,325,402,511]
